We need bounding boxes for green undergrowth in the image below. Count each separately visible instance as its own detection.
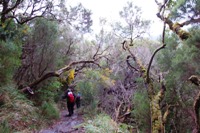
[0,83,60,132]
[84,113,130,133]
[40,101,59,120]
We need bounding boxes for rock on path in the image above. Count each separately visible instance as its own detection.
[38,110,85,133]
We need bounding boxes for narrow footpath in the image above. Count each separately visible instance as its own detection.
[38,110,85,133]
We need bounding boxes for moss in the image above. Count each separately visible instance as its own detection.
[171,22,190,40]
[58,77,67,84]
[129,43,133,46]
[172,22,181,32]
[150,90,165,133]
[179,30,190,40]
[67,69,75,85]
[147,82,155,100]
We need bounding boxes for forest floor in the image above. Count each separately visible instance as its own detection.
[37,109,85,133]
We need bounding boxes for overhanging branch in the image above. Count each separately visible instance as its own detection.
[21,60,100,93]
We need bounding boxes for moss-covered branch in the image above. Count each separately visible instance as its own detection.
[21,60,99,93]
[123,14,169,132]
[123,40,167,132]
[155,0,190,40]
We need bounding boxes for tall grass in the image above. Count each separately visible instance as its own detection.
[0,83,61,131]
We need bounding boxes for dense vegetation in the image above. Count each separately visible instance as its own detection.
[0,0,200,132]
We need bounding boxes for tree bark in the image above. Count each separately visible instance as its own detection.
[189,75,200,133]
[193,91,200,133]
[124,20,167,131]
[126,43,165,133]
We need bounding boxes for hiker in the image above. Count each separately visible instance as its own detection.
[76,92,81,108]
[62,89,75,117]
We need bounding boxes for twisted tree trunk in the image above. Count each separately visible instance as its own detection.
[126,43,166,132]
[124,19,168,132]
[189,75,200,133]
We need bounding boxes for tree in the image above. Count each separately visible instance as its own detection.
[152,0,200,132]
[112,1,150,45]
[0,0,56,24]
[57,2,93,33]
[0,0,93,41]
[0,19,26,85]
[0,0,93,90]
[169,0,200,21]
[155,0,200,40]
[14,18,59,86]
[157,26,200,132]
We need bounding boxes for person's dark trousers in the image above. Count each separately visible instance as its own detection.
[67,102,74,116]
[76,98,80,108]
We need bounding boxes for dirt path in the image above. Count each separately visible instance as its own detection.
[38,110,85,133]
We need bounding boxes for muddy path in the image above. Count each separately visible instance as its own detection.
[38,110,85,133]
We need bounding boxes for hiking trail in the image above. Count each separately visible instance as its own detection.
[38,109,85,133]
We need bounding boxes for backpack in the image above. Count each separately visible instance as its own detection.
[76,93,81,99]
[68,92,75,103]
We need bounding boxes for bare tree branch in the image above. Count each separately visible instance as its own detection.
[126,55,139,71]
[93,42,101,60]
[1,0,57,24]
[181,18,200,26]
[93,42,110,60]
[65,38,74,55]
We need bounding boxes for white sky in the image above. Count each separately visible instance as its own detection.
[67,0,164,39]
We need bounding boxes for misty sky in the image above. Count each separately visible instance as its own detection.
[67,0,163,39]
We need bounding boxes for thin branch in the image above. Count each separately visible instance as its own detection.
[1,0,22,15]
[181,18,200,25]
[146,22,166,83]
[8,15,44,24]
[126,55,139,71]
[93,42,101,59]
[93,43,110,60]
[65,38,74,55]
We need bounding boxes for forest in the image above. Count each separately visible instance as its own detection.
[0,0,200,133]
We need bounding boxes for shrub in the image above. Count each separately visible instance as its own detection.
[84,114,117,133]
[76,80,99,115]
[132,90,151,132]
[41,101,59,120]
[0,120,10,133]
[0,84,41,132]
[84,114,129,133]
[35,80,62,104]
